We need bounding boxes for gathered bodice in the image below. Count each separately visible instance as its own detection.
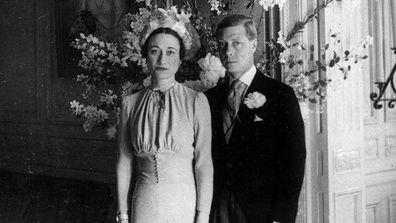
[125,82,200,158]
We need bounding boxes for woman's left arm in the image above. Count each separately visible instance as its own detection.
[193,92,214,223]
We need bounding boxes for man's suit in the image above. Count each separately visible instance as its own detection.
[206,70,306,223]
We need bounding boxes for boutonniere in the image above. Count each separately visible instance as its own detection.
[244,92,266,109]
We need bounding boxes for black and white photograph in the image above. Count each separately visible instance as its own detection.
[0,0,395,222]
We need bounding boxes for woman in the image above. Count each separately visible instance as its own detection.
[116,27,213,223]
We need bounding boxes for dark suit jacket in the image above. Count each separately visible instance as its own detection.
[205,70,306,223]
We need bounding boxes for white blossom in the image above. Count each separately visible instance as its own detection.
[100,90,118,105]
[106,125,117,139]
[277,31,289,48]
[198,53,226,82]
[143,75,152,87]
[279,49,290,63]
[208,0,223,15]
[76,74,89,82]
[244,92,267,109]
[70,100,84,115]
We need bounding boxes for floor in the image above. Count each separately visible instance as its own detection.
[0,171,116,223]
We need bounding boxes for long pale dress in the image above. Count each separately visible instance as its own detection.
[119,82,213,223]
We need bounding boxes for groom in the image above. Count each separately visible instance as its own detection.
[206,15,306,223]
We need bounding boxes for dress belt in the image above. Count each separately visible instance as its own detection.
[136,154,195,184]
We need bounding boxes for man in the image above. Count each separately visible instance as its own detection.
[205,14,306,223]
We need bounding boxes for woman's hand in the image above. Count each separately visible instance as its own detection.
[195,210,210,223]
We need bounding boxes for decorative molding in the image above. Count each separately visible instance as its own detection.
[0,161,115,184]
[366,201,381,223]
[48,135,115,157]
[334,150,360,173]
[0,134,40,153]
[365,138,379,160]
[363,0,379,124]
[385,136,396,157]
[389,195,396,223]
[334,190,361,223]
[45,0,86,124]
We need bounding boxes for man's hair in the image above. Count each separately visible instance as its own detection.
[141,27,186,59]
[215,14,257,40]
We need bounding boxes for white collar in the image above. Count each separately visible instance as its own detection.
[229,66,256,87]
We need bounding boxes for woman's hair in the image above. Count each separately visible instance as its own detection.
[215,14,257,41]
[141,27,186,59]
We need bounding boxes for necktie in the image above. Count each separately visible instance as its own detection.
[223,80,247,142]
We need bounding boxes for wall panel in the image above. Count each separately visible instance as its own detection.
[0,0,115,182]
[366,201,381,223]
[0,0,39,122]
[334,191,361,223]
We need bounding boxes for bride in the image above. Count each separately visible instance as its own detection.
[115,8,213,223]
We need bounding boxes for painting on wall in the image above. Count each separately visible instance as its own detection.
[56,0,129,77]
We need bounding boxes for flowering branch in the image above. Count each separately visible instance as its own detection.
[286,0,335,42]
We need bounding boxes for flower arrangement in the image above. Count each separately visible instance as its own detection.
[69,0,371,138]
[70,2,227,138]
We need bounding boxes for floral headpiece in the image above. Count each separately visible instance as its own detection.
[139,6,201,60]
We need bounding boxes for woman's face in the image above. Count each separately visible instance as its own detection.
[146,33,181,81]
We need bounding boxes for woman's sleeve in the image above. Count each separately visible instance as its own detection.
[193,92,214,214]
[116,96,134,213]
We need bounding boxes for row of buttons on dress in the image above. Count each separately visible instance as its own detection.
[153,153,160,183]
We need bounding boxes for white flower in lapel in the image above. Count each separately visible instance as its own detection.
[244,92,266,109]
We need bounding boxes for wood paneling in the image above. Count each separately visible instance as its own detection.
[366,181,396,223]
[363,0,396,221]
[0,171,115,222]
[389,195,396,223]
[0,0,39,122]
[334,191,361,223]
[0,0,115,182]
[366,201,381,223]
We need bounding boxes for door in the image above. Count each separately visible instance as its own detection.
[363,0,396,223]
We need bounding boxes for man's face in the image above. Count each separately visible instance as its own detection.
[217,24,257,80]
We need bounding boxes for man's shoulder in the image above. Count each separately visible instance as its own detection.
[253,71,293,94]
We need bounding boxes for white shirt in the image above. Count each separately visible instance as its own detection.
[238,65,256,87]
[228,65,257,94]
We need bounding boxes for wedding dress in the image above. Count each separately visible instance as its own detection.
[120,82,213,223]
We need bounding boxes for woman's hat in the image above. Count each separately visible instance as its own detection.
[139,6,201,60]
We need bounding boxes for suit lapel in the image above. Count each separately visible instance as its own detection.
[218,71,270,143]
[232,71,275,136]
[235,71,264,125]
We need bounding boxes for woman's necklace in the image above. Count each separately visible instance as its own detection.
[150,78,176,109]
